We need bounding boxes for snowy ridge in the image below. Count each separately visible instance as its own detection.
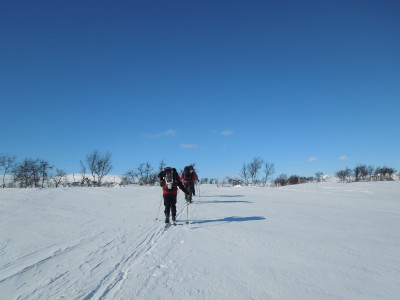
[1,182,400,299]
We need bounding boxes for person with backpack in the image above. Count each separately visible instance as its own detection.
[158,167,189,225]
[180,165,199,203]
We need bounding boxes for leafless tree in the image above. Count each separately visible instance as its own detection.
[137,161,153,185]
[158,160,167,173]
[274,174,288,186]
[96,152,113,186]
[0,154,16,188]
[354,164,368,182]
[136,163,145,184]
[86,150,100,183]
[38,160,53,188]
[85,150,113,186]
[248,157,264,185]
[375,166,396,181]
[80,160,88,185]
[52,169,66,188]
[225,177,242,186]
[288,175,300,185]
[315,172,324,183]
[13,158,40,188]
[336,168,353,183]
[264,162,275,186]
[124,169,137,184]
[366,165,375,181]
[239,163,249,185]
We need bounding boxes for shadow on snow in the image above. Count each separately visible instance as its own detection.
[190,216,266,227]
[194,200,252,204]
[199,195,246,198]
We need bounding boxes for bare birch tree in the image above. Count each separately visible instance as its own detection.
[137,161,153,185]
[52,169,66,188]
[248,157,264,185]
[39,159,53,188]
[85,150,113,186]
[264,162,275,186]
[0,154,16,188]
[239,163,249,185]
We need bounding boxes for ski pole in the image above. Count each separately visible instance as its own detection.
[195,182,200,197]
[186,202,189,224]
[155,197,163,220]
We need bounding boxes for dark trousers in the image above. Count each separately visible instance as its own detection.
[190,182,195,195]
[184,182,195,195]
[164,194,177,221]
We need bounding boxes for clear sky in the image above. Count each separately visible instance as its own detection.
[1,0,399,179]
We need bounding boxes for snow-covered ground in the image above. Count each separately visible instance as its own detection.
[0,181,399,300]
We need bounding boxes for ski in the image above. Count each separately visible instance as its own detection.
[164,221,177,230]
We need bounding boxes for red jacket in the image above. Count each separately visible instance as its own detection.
[180,172,198,183]
[160,179,187,195]
[158,168,188,195]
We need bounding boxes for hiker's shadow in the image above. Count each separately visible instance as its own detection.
[195,200,252,204]
[200,195,246,198]
[190,216,266,229]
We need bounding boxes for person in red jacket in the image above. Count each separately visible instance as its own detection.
[180,165,199,203]
[158,167,189,224]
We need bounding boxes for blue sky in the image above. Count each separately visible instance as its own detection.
[1,0,399,179]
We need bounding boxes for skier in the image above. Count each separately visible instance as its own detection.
[180,165,199,203]
[158,167,189,225]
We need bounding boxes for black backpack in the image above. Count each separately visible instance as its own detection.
[162,167,177,190]
[183,166,193,181]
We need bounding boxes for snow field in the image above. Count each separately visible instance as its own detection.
[1,182,399,299]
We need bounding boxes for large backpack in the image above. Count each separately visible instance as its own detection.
[183,166,193,181]
[163,167,177,190]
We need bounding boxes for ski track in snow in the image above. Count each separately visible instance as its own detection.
[1,224,158,299]
[80,201,192,299]
[0,196,190,300]
[121,204,191,299]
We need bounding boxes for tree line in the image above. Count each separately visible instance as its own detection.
[336,165,397,183]
[224,157,398,187]
[0,151,112,188]
[0,152,202,188]
[1,152,398,188]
